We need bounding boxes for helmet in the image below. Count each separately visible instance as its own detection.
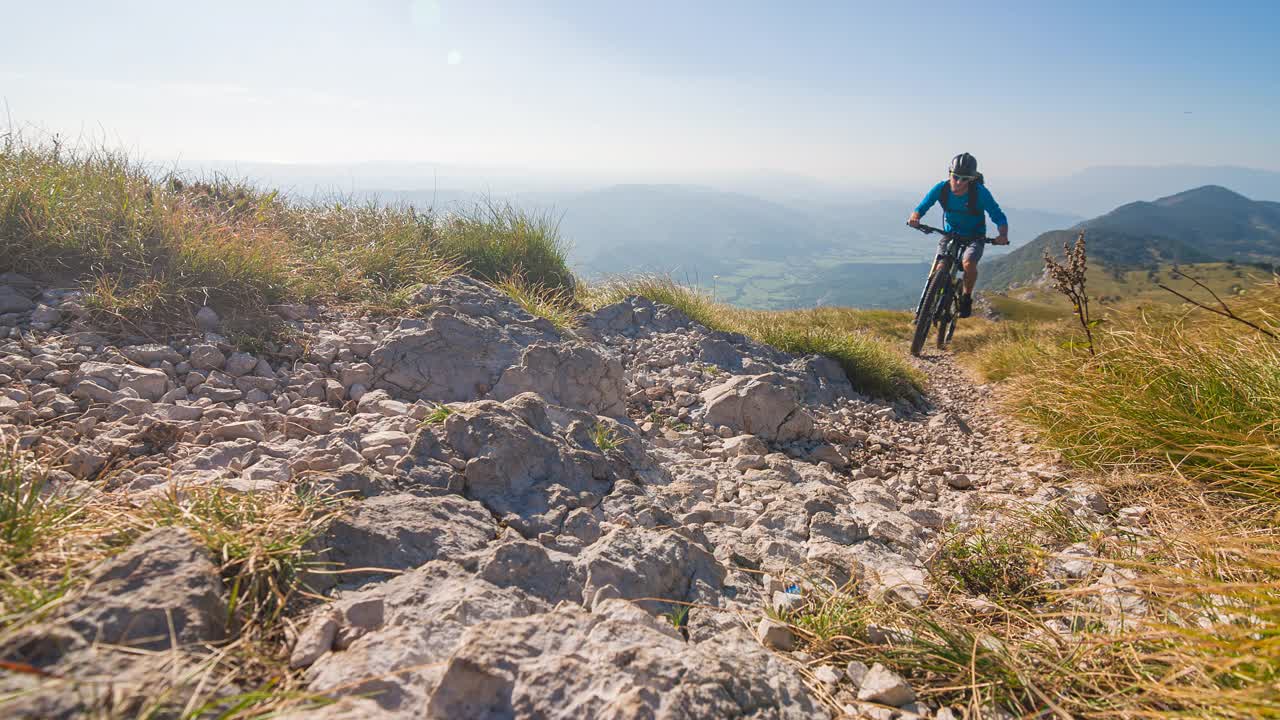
[948,153,978,177]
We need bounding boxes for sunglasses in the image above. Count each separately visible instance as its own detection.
[950,173,976,182]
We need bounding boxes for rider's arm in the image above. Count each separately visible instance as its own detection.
[909,182,945,226]
[979,185,1010,244]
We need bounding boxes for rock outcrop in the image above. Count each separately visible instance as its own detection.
[0,272,1102,718]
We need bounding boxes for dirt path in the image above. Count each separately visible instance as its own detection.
[889,347,1068,510]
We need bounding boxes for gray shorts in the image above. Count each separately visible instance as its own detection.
[937,237,985,264]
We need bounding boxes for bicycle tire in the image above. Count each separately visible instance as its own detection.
[938,306,958,349]
[936,275,962,348]
[911,258,951,356]
[936,279,958,350]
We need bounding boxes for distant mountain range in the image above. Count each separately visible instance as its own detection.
[1000,166,1280,218]
[983,186,1280,290]
[219,159,1280,219]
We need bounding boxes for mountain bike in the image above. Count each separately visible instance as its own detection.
[907,223,997,356]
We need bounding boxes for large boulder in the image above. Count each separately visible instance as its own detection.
[367,276,561,404]
[583,296,693,338]
[73,362,169,402]
[469,536,583,605]
[424,602,826,720]
[577,527,728,612]
[300,561,551,714]
[491,342,627,418]
[323,494,495,574]
[700,373,814,442]
[433,394,631,537]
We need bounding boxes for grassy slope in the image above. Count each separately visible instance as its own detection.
[778,280,1280,718]
[0,141,571,331]
[982,229,1213,290]
[930,279,1280,717]
[982,260,1273,324]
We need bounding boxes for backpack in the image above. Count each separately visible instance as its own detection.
[939,172,985,217]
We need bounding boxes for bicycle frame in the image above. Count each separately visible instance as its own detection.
[908,223,991,355]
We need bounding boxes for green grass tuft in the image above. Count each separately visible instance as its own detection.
[0,445,76,565]
[932,528,1047,604]
[436,200,574,292]
[496,273,580,331]
[421,404,454,426]
[785,587,870,654]
[590,422,624,452]
[145,485,338,635]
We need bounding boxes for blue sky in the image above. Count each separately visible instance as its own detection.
[2,0,1277,184]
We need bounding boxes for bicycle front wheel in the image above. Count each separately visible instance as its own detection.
[936,280,958,350]
[937,307,957,349]
[911,259,951,356]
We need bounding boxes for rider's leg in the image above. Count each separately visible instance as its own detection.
[961,241,986,297]
[958,243,983,318]
[962,258,978,295]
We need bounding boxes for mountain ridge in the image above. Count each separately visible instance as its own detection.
[984,185,1280,290]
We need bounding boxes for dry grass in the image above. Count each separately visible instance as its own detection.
[781,479,1280,719]
[495,272,581,332]
[1005,282,1280,498]
[952,319,1074,382]
[891,276,1280,717]
[0,137,570,336]
[0,440,341,718]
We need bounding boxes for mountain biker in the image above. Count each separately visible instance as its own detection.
[907,153,1010,317]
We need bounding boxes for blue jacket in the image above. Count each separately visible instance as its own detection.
[914,181,1008,237]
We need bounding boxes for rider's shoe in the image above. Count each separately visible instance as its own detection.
[958,293,973,318]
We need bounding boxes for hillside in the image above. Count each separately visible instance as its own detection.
[984,185,1280,290]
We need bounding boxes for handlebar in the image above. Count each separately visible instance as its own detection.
[907,222,1004,244]
[909,222,947,235]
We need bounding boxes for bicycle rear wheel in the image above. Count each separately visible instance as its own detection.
[911,259,951,356]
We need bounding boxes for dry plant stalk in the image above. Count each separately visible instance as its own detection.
[1158,266,1279,340]
[1043,231,1097,355]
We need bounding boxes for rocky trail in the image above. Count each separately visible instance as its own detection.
[0,273,1131,719]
